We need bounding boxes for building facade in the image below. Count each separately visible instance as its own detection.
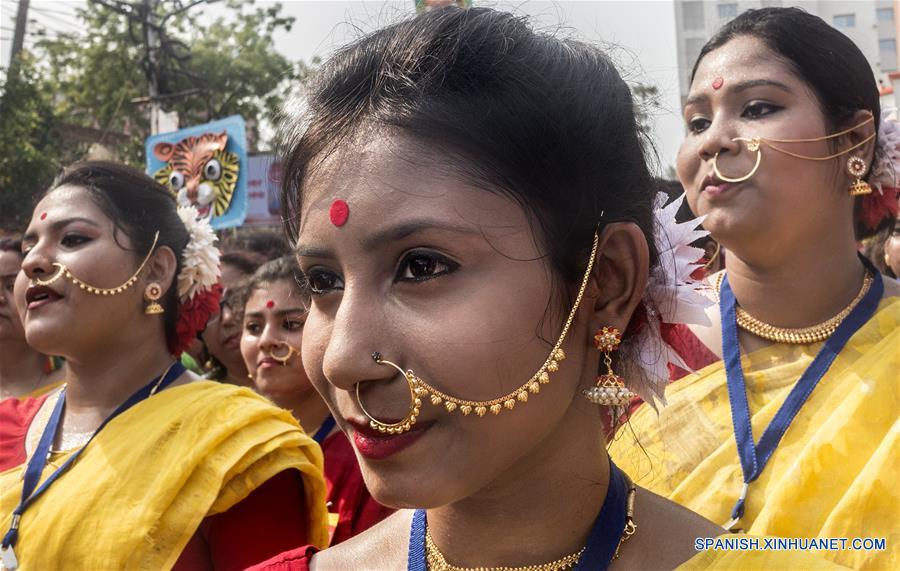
[674,1,900,108]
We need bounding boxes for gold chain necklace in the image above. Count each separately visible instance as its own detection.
[424,480,637,571]
[713,271,873,344]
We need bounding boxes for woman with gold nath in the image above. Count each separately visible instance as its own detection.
[251,7,838,571]
[0,162,328,570]
[610,8,899,570]
[240,256,393,545]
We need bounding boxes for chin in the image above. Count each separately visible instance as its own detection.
[23,322,72,357]
[360,464,462,510]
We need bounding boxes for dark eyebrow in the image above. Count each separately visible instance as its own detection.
[684,79,794,109]
[295,219,481,258]
[22,217,102,242]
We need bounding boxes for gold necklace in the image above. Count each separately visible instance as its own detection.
[713,271,873,344]
[424,480,637,571]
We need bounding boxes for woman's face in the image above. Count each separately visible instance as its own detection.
[676,36,856,260]
[0,250,25,343]
[201,286,247,377]
[14,186,148,357]
[296,134,595,509]
[240,280,311,405]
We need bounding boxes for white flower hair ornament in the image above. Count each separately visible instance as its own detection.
[168,205,223,356]
[176,205,221,300]
[625,192,713,409]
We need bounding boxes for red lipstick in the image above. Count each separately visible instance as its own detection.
[349,419,431,460]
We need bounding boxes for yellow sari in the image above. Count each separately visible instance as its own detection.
[611,297,899,570]
[0,381,329,570]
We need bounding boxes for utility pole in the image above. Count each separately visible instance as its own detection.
[10,0,31,62]
[143,0,162,134]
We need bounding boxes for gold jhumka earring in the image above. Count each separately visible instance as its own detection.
[356,231,600,435]
[846,156,872,196]
[143,282,164,315]
[712,116,876,193]
[583,326,634,408]
[32,231,161,296]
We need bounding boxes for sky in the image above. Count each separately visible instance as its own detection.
[0,0,684,172]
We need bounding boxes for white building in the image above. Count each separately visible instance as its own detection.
[674,1,900,108]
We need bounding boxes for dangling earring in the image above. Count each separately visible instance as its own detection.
[847,156,872,196]
[583,327,634,408]
[144,282,165,315]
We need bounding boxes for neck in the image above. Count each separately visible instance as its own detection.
[725,237,866,330]
[0,340,46,398]
[63,339,175,422]
[426,399,608,567]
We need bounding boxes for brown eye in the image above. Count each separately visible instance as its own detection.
[397,251,458,282]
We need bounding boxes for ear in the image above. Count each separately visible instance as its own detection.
[141,245,179,300]
[587,222,650,335]
[153,142,175,163]
[838,109,877,172]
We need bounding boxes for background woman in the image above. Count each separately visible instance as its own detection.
[0,162,328,570]
[610,8,899,570]
[240,256,393,545]
[0,238,65,401]
[254,7,836,570]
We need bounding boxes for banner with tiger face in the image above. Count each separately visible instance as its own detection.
[145,115,249,229]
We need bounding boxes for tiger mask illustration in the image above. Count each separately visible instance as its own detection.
[153,131,240,220]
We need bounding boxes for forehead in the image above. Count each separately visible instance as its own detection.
[297,133,530,246]
[245,280,304,308]
[690,36,798,94]
[29,185,112,230]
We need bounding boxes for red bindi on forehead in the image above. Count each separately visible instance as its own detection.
[712,77,724,90]
[266,300,275,309]
[329,199,349,227]
[40,212,47,221]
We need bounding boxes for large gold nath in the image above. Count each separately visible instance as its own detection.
[356,232,600,435]
[31,231,160,296]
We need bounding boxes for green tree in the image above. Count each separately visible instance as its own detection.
[1,0,314,230]
[0,56,67,230]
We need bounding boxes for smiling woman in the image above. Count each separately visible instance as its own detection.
[251,6,841,571]
[0,162,329,570]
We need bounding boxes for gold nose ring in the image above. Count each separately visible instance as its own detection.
[268,342,300,364]
[712,137,762,183]
[355,352,422,435]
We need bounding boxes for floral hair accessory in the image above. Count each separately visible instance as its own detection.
[863,110,900,230]
[169,205,223,355]
[627,193,712,408]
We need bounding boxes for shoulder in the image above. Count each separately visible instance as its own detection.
[311,510,413,571]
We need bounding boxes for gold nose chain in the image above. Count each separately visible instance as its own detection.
[712,116,875,184]
[357,232,600,435]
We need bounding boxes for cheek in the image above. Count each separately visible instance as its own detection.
[240,335,257,370]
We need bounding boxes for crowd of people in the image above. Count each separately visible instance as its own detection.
[0,5,897,570]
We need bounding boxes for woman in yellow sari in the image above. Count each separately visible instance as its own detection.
[610,7,899,570]
[0,162,328,570]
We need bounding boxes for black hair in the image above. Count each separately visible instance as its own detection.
[227,230,291,261]
[46,161,189,346]
[245,255,308,301]
[0,238,22,256]
[692,7,884,238]
[280,7,659,313]
[220,252,260,276]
